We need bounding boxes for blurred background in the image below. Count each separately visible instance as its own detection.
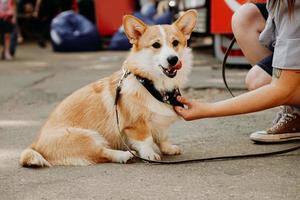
[0,0,263,64]
[2,2,298,200]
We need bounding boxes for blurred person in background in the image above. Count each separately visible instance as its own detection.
[139,0,173,24]
[17,0,78,48]
[0,0,16,60]
[17,0,48,47]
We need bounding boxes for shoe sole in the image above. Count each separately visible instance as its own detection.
[250,132,300,143]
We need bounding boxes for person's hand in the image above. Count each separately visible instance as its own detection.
[156,0,169,17]
[174,96,210,121]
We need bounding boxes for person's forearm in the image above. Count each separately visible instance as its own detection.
[205,83,290,118]
[175,67,300,121]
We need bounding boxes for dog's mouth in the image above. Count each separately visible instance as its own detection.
[160,61,182,78]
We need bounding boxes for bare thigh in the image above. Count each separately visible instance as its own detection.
[232,3,272,65]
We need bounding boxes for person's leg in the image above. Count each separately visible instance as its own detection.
[0,33,3,59]
[232,3,300,142]
[34,18,47,48]
[0,20,6,59]
[248,63,300,143]
[10,27,18,56]
[245,55,273,90]
[245,55,300,143]
[232,3,271,65]
[3,33,13,60]
[0,19,15,60]
[245,66,271,90]
[232,3,272,90]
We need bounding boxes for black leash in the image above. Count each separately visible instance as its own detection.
[222,37,236,97]
[114,41,300,164]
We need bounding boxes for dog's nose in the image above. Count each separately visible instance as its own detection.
[167,55,178,66]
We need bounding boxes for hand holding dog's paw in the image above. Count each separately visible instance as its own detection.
[174,96,210,121]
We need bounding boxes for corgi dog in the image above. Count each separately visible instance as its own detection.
[20,10,197,167]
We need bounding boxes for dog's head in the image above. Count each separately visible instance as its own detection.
[123,10,197,90]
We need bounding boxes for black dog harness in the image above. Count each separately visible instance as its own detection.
[115,69,183,108]
[135,75,184,108]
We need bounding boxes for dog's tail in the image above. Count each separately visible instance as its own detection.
[20,148,51,167]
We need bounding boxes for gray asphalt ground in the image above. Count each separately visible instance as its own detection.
[0,44,299,200]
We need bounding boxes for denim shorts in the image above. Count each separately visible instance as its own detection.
[255,3,268,20]
[257,54,273,76]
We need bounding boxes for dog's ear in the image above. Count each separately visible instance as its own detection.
[174,10,197,40]
[123,15,147,44]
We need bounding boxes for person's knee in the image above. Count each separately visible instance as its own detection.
[245,73,265,91]
[232,3,262,36]
[245,66,271,90]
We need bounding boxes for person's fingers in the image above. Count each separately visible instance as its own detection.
[174,105,184,114]
[174,106,184,116]
[177,96,192,107]
[174,106,192,121]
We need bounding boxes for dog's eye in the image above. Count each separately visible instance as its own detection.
[152,42,161,49]
[172,40,179,47]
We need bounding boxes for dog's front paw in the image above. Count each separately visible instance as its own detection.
[118,151,136,164]
[139,149,161,161]
[161,144,181,155]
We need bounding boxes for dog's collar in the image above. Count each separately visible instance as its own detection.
[135,75,184,107]
[115,69,184,107]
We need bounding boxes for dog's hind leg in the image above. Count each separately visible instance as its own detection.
[30,127,134,166]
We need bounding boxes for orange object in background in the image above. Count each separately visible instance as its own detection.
[94,0,135,36]
[210,0,266,64]
[211,0,266,34]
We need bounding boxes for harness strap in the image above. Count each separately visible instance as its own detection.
[135,75,184,107]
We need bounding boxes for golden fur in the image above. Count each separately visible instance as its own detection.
[20,10,197,167]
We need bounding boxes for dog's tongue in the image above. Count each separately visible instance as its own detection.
[174,61,182,70]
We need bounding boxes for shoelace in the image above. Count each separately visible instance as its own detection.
[269,113,298,132]
[272,108,284,125]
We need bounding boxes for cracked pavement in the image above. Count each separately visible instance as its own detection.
[0,44,299,200]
